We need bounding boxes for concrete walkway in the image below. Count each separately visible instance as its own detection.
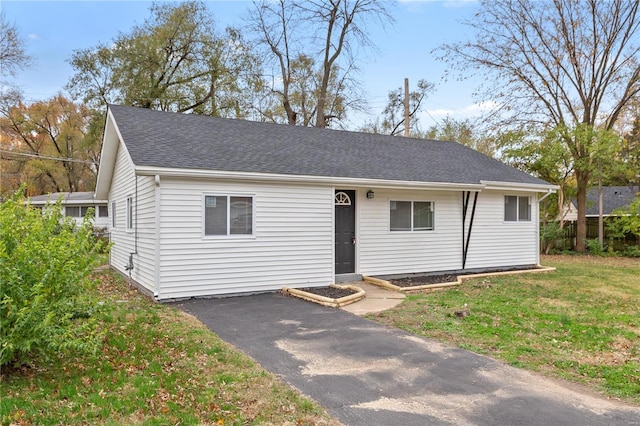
[174,293,640,425]
[340,281,405,315]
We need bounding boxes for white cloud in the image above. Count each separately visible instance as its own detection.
[423,100,498,122]
[28,34,40,40]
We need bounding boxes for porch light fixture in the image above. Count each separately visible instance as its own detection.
[366,190,375,199]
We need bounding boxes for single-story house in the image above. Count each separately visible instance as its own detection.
[96,105,557,301]
[28,191,110,229]
[562,185,638,222]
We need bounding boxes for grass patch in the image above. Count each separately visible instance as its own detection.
[368,255,640,405]
[0,271,334,425]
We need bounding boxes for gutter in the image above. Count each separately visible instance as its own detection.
[135,166,486,192]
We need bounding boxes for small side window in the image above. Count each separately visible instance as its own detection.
[111,201,116,228]
[65,206,80,217]
[505,195,530,222]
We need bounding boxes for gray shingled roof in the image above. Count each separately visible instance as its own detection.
[583,186,639,216]
[29,191,97,204]
[109,104,550,186]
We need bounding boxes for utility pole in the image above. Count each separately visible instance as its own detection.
[404,78,410,137]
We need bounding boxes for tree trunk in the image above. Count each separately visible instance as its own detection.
[575,169,590,252]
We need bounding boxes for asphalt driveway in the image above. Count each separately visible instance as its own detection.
[174,293,640,425]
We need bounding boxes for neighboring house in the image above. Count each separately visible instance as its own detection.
[562,186,639,222]
[95,105,557,301]
[29,191,110,229]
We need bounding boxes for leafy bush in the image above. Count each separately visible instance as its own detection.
[607,194,640,240]
[540,221,568,254]
[584,238,605,255]
[622,245,640,258]
[0,192,107,368]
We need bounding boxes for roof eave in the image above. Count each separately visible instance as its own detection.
[134,166,486,191]
[95,107,121,200]
[480,180,559,192]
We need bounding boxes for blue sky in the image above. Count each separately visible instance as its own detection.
[2,0,484,128]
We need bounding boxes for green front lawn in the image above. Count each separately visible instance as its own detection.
[1,271,333,425]
[368,255,640,405]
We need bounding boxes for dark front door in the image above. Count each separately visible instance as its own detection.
[335,190,356,274]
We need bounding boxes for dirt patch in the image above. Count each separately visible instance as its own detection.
[389,274,458,287]
[297,286,359,299]
[384,266,542,288]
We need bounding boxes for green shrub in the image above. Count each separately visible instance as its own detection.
[0,192,106,368]
[584,238,605,256]
[622,245,640,258]
[540,221,567,253]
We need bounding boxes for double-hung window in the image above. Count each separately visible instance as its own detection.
[390,200,434,232]
[504,195,531,222]
[204,195,253,236]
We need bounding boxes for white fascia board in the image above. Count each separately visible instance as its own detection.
[134,166,486,191]
[480,180,559,192]
[95,108,137,199]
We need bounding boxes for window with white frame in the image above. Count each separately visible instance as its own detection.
[204,195,253,236]
[65,206,91,218]
[126,197,133,230]
[98,205,109,217]
[390,200,434,231]
[504,195,531,222]
[111,201,116,228]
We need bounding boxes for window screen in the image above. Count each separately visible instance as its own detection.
[390,201,411,231]
[504,196,518,221]
[413,202,434,230]
[205,196,228,235]
[518,196,531,221]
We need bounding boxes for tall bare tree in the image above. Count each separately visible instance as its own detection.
[250,0,392,128]
[0,11,32,108]
[439,0,640,252]
[0,12,32,80]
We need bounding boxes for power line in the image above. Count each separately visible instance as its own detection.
[0,149,97,165]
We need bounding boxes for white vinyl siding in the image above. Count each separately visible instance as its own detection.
[107,143,156,295]
[359,189,461,276]
[465,191,538,269]
[157,178,333,299]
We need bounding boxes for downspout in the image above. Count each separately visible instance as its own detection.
[538,188,553,203]
[153,175,161,299]
[125,176,139,276]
